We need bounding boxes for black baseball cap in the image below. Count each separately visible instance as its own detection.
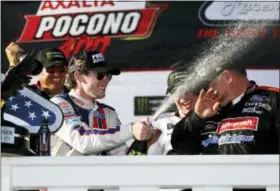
[166,60,221,95]
[166,65,188,94]
[68,50,120,75]
[36,48,67,68]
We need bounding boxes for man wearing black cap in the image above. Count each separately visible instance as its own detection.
[136,61,199,155]
[33,48,69,98]
[5,42,69,99]
[50,50,152,156]
[4,43,69,155]
[166,62,199,118]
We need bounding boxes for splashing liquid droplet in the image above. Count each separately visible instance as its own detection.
[151,16,276,121]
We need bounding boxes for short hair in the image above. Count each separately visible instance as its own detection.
[228,66,247,77]
[67,57,91,89]
[224,57,248,77]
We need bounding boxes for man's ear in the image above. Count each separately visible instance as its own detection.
[222,69,233,84]
[73,71,82,82]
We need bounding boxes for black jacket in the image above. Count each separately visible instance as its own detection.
[171,81,279,154]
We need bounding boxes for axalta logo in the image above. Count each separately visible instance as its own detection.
[17,0,167,43]
[198,1,279,27]
[216,117,259,134]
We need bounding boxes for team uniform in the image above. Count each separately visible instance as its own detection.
[50,89,132,156]
[171,81,279,154]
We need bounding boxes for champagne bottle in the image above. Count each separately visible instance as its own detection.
[38,120,51,156]
[126,140,148,155]
[126,117,154,155]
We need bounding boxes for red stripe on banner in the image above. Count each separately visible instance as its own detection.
[98,108,108,129]
[17,15,42,42]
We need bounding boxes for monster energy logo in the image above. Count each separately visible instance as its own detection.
[128,150,146,156]
[46,52,52,60]
[135,97,150,115]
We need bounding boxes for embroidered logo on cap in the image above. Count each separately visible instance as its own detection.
[92,53,105,64]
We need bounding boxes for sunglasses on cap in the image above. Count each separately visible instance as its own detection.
[46,65,68,73]
[96,72,113,80]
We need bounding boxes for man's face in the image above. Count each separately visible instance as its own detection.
[209,71,233,106]
[79,70,112,99]
[39,64,67,95]
[174,93,198,116]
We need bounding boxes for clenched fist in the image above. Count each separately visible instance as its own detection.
[5,42,24,67]
[131,119,152,141]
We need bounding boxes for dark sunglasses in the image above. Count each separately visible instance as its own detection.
[46,65,68,73]
[96,72,113,80]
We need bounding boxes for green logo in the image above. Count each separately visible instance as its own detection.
[128,150,146,156]
[135,97,149,115]
[46,52,52,60]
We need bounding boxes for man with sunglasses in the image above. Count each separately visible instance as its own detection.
[50,50,152,156]
[5,42,69,99]
[33,48,69,98]
[5,43,69,155]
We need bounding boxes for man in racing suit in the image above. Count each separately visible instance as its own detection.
[51,50,152,156]
[171,65,279,154]
[148,61,199,155]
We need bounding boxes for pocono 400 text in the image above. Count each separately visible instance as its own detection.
[35,12,141,38]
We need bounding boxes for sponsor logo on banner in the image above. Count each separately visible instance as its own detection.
[17,0,168,58]
[197,1,280,39]
[199,1,279,26]
[135,97,150,115]
[216,117,259,134]
[134,96,170,116]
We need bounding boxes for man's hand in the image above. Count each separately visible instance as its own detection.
[5,42,24,67]
[194,88,220,119]
[147,128,162,147]
[131,119,152,141]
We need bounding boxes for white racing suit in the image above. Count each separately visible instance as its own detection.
[50,89,132,156]
[148,112,181,155]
